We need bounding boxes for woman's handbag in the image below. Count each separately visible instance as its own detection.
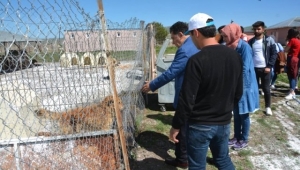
[275,43,286,74]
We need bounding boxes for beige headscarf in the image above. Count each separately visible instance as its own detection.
[221,23,242,49]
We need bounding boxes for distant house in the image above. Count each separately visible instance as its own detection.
[64,29,142,52]
[0,31,40,54]
[243,26,255,41]
[266,17,300,45]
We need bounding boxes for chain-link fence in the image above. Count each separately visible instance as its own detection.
[0,0,154,169]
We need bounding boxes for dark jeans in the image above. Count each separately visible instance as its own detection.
[187,123,235,170]
[175,122,187,163]
[271,67,277,86]
[254,67,271,107]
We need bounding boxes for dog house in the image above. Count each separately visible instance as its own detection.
[59,52,79,67]
[95,51,107,66]
[80,52,96,66]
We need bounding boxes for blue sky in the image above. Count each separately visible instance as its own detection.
[80,0,300,28]
[1,0,299,38]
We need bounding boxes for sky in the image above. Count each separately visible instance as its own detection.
[1,0,299,38]
[80,0,300,28]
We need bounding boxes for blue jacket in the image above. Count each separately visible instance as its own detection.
[149,37,199,108]
[235,39,260,114]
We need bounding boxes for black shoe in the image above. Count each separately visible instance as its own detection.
[164,158,188,169]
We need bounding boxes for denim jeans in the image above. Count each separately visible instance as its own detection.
[233,106,250,141]
[254,67,271,107]
[271,67,277,86]
[288,76,297,90]
[187,123,235,170]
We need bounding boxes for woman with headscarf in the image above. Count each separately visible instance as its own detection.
[221,23,259,150]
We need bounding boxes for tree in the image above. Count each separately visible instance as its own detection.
[151,22,168,45]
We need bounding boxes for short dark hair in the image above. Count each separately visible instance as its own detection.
[217,25,226,33]
[287,28,299,40]
[252,21,265,28]
[240,26,244,33]
[196,25,216,38]
[169,21,188,34]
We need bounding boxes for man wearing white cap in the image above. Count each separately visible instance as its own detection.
[170,13,243,169]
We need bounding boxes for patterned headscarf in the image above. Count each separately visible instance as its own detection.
[221,23,242,49]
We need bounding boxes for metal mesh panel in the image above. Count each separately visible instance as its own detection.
[0,0,150,169]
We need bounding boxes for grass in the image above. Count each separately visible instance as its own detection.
[156,45,177,55]
[33,52,61,62]
[132,72,300,170]
[276,73,289,84]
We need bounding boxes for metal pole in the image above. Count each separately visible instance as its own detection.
[96,1,130,170]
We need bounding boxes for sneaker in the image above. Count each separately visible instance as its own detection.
[270,85,276,89]
[228,138,237,146]
[232,140,248,150]
[285,93,295,100]
[266,107,273,116]
[259,90,264,96]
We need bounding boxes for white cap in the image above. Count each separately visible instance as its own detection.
[184,13,214,35]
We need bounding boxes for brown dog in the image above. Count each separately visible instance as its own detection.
[35,95,124,135]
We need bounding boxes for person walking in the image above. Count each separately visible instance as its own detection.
[269,35,285,89]
[284,28,300,99]
[248,21,277,115]
[170,13,243,170]
[221,23,259,150]
[141,21,199,169]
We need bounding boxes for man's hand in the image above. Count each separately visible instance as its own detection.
[169,127,180,143]
[264,67,271,73]
[142,81,151,93]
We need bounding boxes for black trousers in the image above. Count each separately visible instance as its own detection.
[175,121,187,163]
[254,67,271,107]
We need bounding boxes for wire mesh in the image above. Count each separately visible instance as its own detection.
[0,0,149,169]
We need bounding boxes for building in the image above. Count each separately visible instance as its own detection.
[266,17,300,45]
[0,31,39,54]
[64,29,142,52]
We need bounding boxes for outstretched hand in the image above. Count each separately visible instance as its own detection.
[142,81,151,93]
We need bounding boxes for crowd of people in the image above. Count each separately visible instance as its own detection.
[142,12,300,170]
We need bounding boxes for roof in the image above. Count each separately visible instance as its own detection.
[0,31,39,42]
[266,17,300,29]
[243,26,253,33]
